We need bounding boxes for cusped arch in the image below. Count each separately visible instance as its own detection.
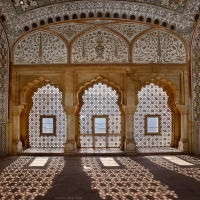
[13,29,68,65]
[21,77,62,110]
[71,28,129,64]
[139,76,180,109]
[77,76,123,113]
[132,28,188,64]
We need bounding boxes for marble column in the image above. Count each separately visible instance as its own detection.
[176,104,188,152]
[12,105,24,154]
[64,105,77,154]
[123,106,137,154]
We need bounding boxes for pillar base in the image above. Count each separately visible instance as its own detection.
[64,140,76,154]
[124,139,137,153]
[12,140,23,154]
[178,139,188,152]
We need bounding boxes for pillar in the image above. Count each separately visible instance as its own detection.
[176,104,188,152]
[64,105,77,154]
[12,105,24,154]
[123,106,137,154]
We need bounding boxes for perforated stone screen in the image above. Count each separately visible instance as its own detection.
[134,83,172,147]
[29,84,67,148]
[80,83,121,147]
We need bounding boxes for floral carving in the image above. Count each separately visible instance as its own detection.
[107,23,152,41]
[72,29,129,63]
[132,30,186,63]
[48,23,91,42]
[14,31,67,64]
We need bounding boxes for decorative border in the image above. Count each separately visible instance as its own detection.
[0,123,6,156]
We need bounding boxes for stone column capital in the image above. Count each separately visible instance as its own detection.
[123,106,137,115]
[64,105,77,114]
[176,104,188,114]
[12,105,25,116]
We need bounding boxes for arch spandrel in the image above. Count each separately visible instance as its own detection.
[71,29,129,64]
[13,30,68,65]
[132,29,187,64]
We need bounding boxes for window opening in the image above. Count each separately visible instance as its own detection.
[145,115,160,135]
[40,115,56,136]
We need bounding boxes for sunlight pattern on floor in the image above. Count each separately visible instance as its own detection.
[0,156,64,200]
[81,157,178,199]
[147,155,200,181]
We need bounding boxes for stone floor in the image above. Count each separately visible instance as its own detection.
[1,155,200,199]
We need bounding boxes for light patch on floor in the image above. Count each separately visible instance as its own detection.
[29,157,49,167]
[163,156,194,166]
[100,157,119,167]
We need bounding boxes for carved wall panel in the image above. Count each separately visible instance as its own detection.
[14,31,67,64]
[29,84,67,148]
[192,20,200,154]
[134,83,172,147]
[48,23,91,42]
[0,23,9,156]
[72,29,129,63]
[107,23,152,41]
[132,30,187,63]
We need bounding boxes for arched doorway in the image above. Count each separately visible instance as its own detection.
[29,84,67,148]
[134,83,172,147]
[79,82,122,148]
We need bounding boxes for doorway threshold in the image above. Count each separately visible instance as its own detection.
[76,148,125,156]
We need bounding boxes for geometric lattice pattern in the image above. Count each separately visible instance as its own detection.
[134,83,172,147]
[80,83,121,147]
[29,84,67,148]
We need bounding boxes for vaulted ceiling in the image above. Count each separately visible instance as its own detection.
[0,0,199,47]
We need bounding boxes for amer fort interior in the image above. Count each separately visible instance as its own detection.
[1,0,200,199]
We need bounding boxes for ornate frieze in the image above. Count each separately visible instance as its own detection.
[14,30,68,64]
[132,30,186,63]
[107,23,152,41]
[1,1,199,46]
[72,29,129,63]
[11,0,188,14]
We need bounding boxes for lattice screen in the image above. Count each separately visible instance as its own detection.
[29,84,67,148]
[134,83,172,147]
[80,83,121,147]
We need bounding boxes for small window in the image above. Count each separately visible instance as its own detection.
[92,116,108,134]
[40,115,56,136]
[145,115,160,135]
